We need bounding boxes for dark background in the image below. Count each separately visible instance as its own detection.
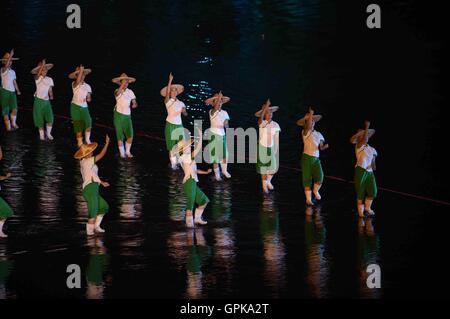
[0,0,448,299]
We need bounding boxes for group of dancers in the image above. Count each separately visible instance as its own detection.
[0,49,379,238]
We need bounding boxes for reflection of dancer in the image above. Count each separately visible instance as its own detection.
[351,121,378,217]
[0,248,14,299]
[255,99,281,194]
[260,198,286,296]
[176,131,211,228]
[0,50,21,131]
[0,147,13,238]
[112,73,138,158]
[297,108,329,206]
[357,218,381,298]
[86,237,109,299]
[160,72,187,170]
[69,65,93,147]
[205,92,231,181]
[74,135,110,236]
[304,205,328,298]
[185,228,211,299]
[31,59,55,141]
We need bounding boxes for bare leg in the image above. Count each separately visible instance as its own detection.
[305,186,313,206]
[76,132,83,147]
[194,203,208,225]
[262,175,269,194]
[186,210,194,228]
[213,163,222,181]
[118,140,126,158]
[85,128,92,144]
[357,199,365,217]
[4,115,11,131]
[46,124,53,140]
[11,109,18,129]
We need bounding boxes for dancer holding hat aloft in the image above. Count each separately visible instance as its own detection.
[350,121,378,217]
[297,108,329,206]
[69,65,93,147]
[161,72,188,170]
[176,128,212,228]
[112,73,137,158]
[204,91,231,181]
[31,59,55,141]
[256,99,281,194]
[74,135,111,236]
[0,146,13,238]
[0,49,21,131]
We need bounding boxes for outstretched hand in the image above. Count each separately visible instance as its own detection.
[101,181,110,188]
[169,72,174,82]
[365,120,371,129]
[105,135,110,145]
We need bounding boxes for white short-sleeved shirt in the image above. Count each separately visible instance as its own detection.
[355,144,378,172]
[165,98,185,125]
[72,82,92,108]
[34,76,54,100]
[209,109,230,136]
[259,120,281,148]
[180,154,199,183]
[80,157,101,189]
[115,88,136,115]
[303,130,325,158]
[1,69,16,92]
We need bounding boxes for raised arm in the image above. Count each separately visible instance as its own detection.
[303,107,314,136]
[258,99,270,126]
[95,135,110,162]
[75,65,84,87]
[164,72,174,104]
[192,127,203,159]
[115,81,127,97]
[357,121,370,149]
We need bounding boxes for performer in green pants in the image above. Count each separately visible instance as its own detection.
[74,135,111,236]
[0,49,21,131]
[112,73,138,158]
[177,131,212,228]
[0,146,13,239]
[161,72,188,169]
[255,99,281,194]
[31,59,55,141]
[297,108,329,206]
[69,65,93,147]
[351,121,378,217]
[204,91,231,181]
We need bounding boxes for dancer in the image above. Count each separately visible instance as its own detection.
[0,49,21,131]
[160,72,187,169]
[74,135,110,236]
[255,99,281,194]
[297,108,329,206]
[112,73,137,158]
[351,121,377,217]
[31,59,55,141]
[205,91,231,181]
[177,129,211,228]
[0,146,13,238]
[69,65,93,147]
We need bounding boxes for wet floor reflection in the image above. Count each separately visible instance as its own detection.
[167,171,187,222]
[260,196,286,297]
[211,182,235,293]
[34,142,63,222]
[305,205,329,298]
[167,228,212,299]
[0,243,15,299]
[357,218,381,298]
[85,237,110,299]
[116,160,143,221]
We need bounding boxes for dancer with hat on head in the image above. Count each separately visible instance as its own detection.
[0,146,13,238]
[112,73,137,158]
[69,65,93,147]
[161,72,188,170]
[255,99,281,194]
[176,127,212,228]
[74,135,111,236]
[350,121,378,217]
[297,107,329,206]
[204,91,231,181]
[0,49,21,131]
[31,59,55,141]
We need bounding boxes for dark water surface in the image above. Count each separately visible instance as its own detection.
[1,0,448,298]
